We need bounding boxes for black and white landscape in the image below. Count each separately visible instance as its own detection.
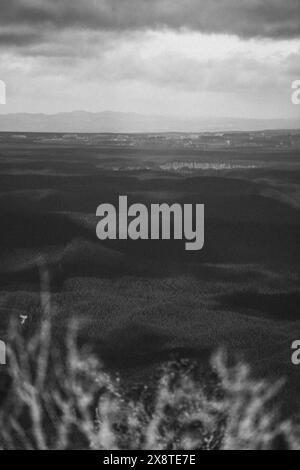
[0,0,300,451]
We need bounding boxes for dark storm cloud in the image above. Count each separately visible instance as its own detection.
[1,0,300,46]
[0,30,43,47]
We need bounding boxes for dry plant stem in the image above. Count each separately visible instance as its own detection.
[0,262,298,450]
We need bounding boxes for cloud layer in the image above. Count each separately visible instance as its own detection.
[0,1,299,118]
[1,0,300,46]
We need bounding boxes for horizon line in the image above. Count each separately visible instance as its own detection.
[0,110,299,122]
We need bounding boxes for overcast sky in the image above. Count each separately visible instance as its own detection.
[0,0,300,118]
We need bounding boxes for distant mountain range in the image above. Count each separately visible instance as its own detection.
[0,110,299,133]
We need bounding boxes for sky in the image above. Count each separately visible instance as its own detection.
[0,0,300,119]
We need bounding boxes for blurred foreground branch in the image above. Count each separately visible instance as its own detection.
[0,262,298,450]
